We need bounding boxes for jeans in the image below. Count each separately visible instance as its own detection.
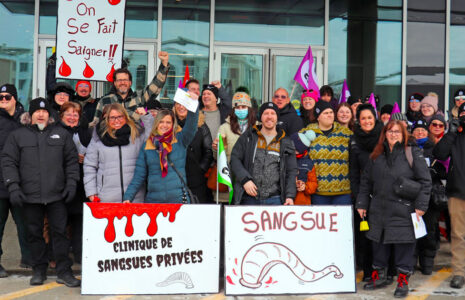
[241,195,282,205]
[312,194,352,205]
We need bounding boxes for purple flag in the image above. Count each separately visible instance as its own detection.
[339,79,351,104]
[368,93,378,118]
[294,46,320,98]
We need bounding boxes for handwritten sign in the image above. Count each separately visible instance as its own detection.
[224,206,356,295]
[56,0,126,81]
[81,203,220,294]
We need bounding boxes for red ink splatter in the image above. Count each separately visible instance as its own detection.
[83,61,94,78]
[265,277,273,284]
[226,276,235,285]
[235,258,238,265]
[58,57,71,77]
[108,0,121,5]
[273,281,278,284]
[86,203,182,243]
[265,285,269,288]
[232,268,237,276]
[106,64,115,82]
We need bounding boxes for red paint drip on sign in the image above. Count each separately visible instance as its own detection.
[58,57,71,77]
[265,277,273,284]
[83,61,94,78]
[106,64,115,82]
[226,275,235,285]
[86,203,182,243]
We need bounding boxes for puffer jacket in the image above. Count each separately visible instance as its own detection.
[277,103,303,135]
[230,125,297,204]
[356,142,432,244]
[123,109,199,203]
[2,114,79,204]
[83,114,153,203]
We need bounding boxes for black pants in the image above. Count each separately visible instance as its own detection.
[416,208,440,268]
[372,240,416,273]
[23,201,72,276]
[68,213,83,263]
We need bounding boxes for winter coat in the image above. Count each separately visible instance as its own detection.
[433,129,465,200]
[356,143,432,244]
[123,109,199,203]
[217,116,241,162]
[277,103,303,135]
[0,104,24,198]
[74,95,99,123]
[83,114,154,203]
[2,115,80,204]
[230,125,297,204]
[295,164,318,205]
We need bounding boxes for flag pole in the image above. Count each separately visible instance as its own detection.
[216,133,219,204]
[289,81,297,101]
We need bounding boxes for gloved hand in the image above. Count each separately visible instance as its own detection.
[449,119,460,134]
[10,190,26,207]
[62,185,76,203]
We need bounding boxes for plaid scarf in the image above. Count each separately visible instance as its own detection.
[151,128,174,178]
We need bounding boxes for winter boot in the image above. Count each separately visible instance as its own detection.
[364,266,388,290]
[394,271,411,298]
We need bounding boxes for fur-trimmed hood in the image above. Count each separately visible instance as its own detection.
[19,112,55,126]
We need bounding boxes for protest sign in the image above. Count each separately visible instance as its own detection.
[56,0,126,81]
[82,203,220,294]
[174,88,199,112]
[224,205,356,295]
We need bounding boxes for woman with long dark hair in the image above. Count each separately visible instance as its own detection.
[356,120,431,297]
[299,89,318,126]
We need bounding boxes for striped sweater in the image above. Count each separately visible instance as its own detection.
[302,122,353,196]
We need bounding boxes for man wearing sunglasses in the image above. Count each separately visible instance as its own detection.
[451,89,465,119]
[0,84,31,278]
[272,88,303,135]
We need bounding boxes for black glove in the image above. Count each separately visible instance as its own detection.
[449,119,460,134]
[10,190,25,207]
[62,185,76,203]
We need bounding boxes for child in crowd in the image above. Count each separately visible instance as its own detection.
[290,130,318,205]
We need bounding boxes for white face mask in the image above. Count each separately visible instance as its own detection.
[37,123,46,131]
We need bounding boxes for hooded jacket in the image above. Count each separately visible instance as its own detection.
[2,113,79,204]
[230,125,297,204]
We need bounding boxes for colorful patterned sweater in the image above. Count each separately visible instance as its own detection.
[302,122,353,196]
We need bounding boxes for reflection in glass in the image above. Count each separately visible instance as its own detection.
[449,0,465,111]
[221,54,263,107]
[215,0,325,45]
[274,56,307,103]
[161,0,210,104]
[0,2,35,106]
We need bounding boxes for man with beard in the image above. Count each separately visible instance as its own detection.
[433,102,465,289]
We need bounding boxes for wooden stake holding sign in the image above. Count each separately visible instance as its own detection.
[55,0,127,81]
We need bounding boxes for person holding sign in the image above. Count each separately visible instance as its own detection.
[356,120,431,298]
[91,51,170,125]
[230,102,297,205]
[123,92,199,203]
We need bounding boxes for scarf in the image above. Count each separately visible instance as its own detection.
[151,128,174,178]
[238,118,248,133]
[353,121,384,152]
[98,123,131,147]
[416,137,429,149]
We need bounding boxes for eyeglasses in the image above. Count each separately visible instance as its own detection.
[409,99,420,103]
[56,92,69,97]
[115,79,130,83]
[77,84,90,88]
[387,130,402,135]
[109,116,124,122]
[63,113,79,119]
[0,94,13,101]
[430,122,444,128]
[274,95,287,100]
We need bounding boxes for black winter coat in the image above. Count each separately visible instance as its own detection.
[356,143,432,244]
[0,104,24,198]
[277,104,303,135]
[2,121,80,204]
[230,126,297,204]
[433,130,465,200]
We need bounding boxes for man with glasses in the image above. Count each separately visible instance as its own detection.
[406,92,424,123]
[0,84,31,278]
[451,89,465,119]
[91,51,170,126]
[272,87,303,135]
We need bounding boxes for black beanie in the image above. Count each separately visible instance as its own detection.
[29,97,50,115]
[412,119,429,132]
[146,99,162,110]
[258,102,280,120]
[52,82,74,97]
[314,100,333,119]
[380,104,393,116]
[0,84,18,101]
[201,84,219,100]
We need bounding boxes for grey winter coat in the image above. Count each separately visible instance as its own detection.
[83,114,153,203]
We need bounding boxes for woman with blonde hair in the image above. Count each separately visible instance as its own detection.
[84,103,153,203]
[123,95,199,203]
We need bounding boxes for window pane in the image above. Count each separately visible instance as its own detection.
[449,0,465,111]
[0,1,35,107]
[39,0,158,38]
[161,0,210,104]
[215,0,325,45]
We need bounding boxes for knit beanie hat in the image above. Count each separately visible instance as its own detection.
[391,112,408,122]
[258,102,280,120]
[232,92,252,108]
[29,97,50,115]
[0,84,17,101]
[454,89,465,100]
[409,93,424,102]
[300,90,319,103]
[380,104,393,116]
[146,99,162,110]
[75,80,92,92]
[290,130,316,153]
[314,100,333,119]
[202,84,219,100]
[412,119,429,132]
[421,95,438,113]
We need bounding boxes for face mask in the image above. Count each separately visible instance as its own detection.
[235,108,248,120]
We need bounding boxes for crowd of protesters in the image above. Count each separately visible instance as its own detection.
[0,50,464,297]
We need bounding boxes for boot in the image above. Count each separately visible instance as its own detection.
[0,264,8,278]
[30,269,47,285]
[364,267,388,290]
[394,271,411,298]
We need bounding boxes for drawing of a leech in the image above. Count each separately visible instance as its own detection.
[239,242,343,288]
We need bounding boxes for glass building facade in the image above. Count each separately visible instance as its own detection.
[1,0,462,113]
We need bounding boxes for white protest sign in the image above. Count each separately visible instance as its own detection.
[174,88,199,112]
[56,0,126,81]
[224,206,356,295]
[82,203,220,294]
